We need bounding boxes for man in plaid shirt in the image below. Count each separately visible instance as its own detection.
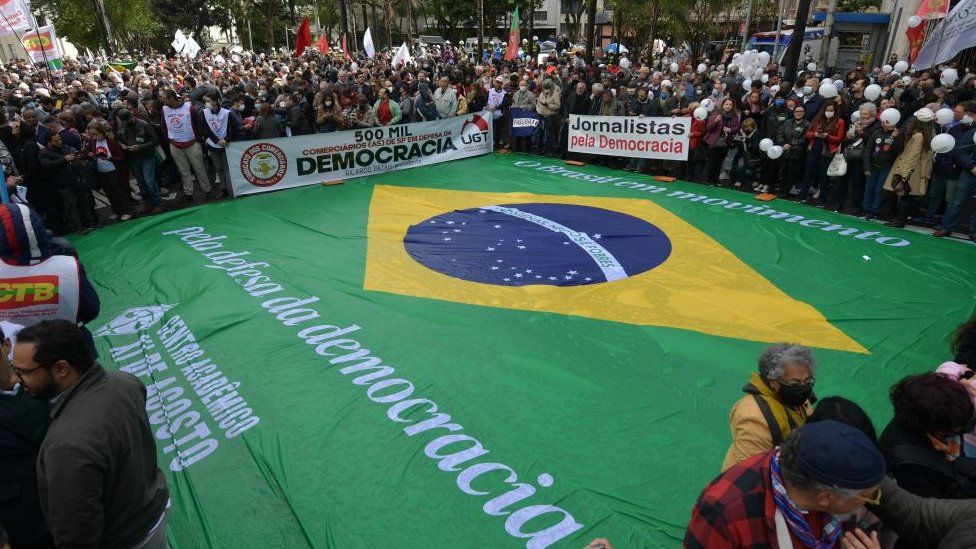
[685,421,885,548]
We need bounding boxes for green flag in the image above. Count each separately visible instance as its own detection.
[80,153,976,547]
[505,6,520,61]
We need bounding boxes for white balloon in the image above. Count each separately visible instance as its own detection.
[753,68,764,79]
[693,106,708,120]
[662,79,672,88]
[761,74,769,83]
[907,15,923,28]
[973,130,976,144]
[766,145,784,159]
[701,98,714,111]
[834,79,845,91]
[757,51,771,66]
[942,67,959,86]
[936,107,955,125]
[759,138,774,152]
[807,62,817,72]
[769,84,780,94]
[743,78,752,91]
[819,82,838,98]
[902,75,912,84]
[894,60,909,74]
[619,57,632,69]
[880,108,902,125]
[864,84,882,101]
[882,64,893,74]
[851,111,860,123]
[697,63,707,73]
[931,133,956,153]
[670,62,679,73]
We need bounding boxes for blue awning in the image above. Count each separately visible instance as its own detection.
[812,11,891,24]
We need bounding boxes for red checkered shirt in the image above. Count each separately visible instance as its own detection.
[684,450,828,548]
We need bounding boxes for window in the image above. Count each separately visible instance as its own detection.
[534,10,548,21]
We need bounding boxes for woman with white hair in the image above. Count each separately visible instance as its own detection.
[722,343,817,471]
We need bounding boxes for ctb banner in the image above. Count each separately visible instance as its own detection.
[227,111,494,196]
[568,115,691,161]
[509,108,542,137]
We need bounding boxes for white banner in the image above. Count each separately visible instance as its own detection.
[21,25,61,65]
[913,0,976,69]
[228,112,494,196]
[568,115,691,161]
[0,0,31,34]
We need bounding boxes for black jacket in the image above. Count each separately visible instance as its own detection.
[37,364,169,548]
[115,117,159,159]
[880,420,976,500]
[863,126,903,172]
[0,387,51,545]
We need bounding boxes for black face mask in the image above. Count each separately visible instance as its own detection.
[776,382,814,407]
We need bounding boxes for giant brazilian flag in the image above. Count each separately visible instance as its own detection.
[78,153,976,548]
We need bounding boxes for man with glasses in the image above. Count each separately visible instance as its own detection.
[722,343,817,471]
[14,320,170,549]
[687,421,886,548]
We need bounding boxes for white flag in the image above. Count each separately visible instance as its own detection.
[171,30,187,53]
[363,27,375,59]
[393,42,412,67]
[914,0,976,69]
[183,37,201,59]
[0,0,31,35]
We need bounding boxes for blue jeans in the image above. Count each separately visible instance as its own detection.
[863,167,891,214]
[799,152,830,200]
[938,170,976,234]
[129,155,161,206]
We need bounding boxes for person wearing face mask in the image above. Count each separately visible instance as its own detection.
[703,98,740,186]
[315,89,343,133]
[761,92,792,193]
[115,108,162,215]
[201,93,244,199]
[722,343,817,471]
[880,372,976,502]
[689,421,885,549]
[509,79,536,153]
[800,83,824,121]
[433,76,458,120]
[535,78,560,155]
[935,101,976,241]
[798,103,845,204]
[924,101,973,226]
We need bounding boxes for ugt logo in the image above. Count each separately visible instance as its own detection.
[0,275,59,309]
[460,114,489,145]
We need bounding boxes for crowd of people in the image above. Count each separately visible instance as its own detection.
[0,38,974,549]
[0,40,969,241]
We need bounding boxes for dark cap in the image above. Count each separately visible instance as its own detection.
[796,420,885,489]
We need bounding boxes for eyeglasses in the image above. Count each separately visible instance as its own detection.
[780,378,815,387]
[10,363,46,378]
[853,487,882,506]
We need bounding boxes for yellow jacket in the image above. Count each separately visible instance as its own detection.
[721,372,811,471]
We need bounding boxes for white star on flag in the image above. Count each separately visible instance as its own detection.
[549,277,557,280]
[568,270,578,275]
[564,276,572,280]
[517,245,526,249]
[514,273,523,278]
[526,269,533,273]
[486,247,495,251]
[446,221,454,224]
[493,225,502,228]
[443,238,451,241]
[504,278,510,281]
[585,277,593,281]
[491,266,499,270]
[593,234,602,239]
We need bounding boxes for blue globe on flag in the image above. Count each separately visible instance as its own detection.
[404,203,672,287]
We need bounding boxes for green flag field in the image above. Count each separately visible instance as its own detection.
[78,153,976,548]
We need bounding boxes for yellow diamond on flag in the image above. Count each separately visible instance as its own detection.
[364,185,867,353]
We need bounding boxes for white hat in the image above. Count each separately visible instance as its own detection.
[913,107,935,122]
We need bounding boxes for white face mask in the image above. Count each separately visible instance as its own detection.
[964,115,973,124]
[802,86,812,95]
[279,101,287,108]
[824,111,834,118]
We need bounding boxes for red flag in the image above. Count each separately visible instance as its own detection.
[907,24,927,63]
[316,33,330,54]
[342,33,352,61]
[504,6,520,61]
[294,16,312,56]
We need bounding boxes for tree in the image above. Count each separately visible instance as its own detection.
[782,0,812,81]
[34,0,162,53]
